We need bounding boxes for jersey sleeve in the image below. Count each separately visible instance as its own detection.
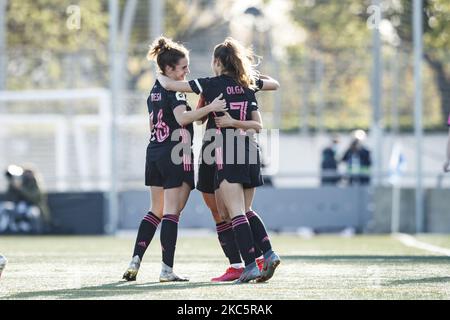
[254,78,264,93]
[188,77,211,95]
[146,96,153,114]
[167,91,188,111]
[447,113,450,126]
[249,94,259,112]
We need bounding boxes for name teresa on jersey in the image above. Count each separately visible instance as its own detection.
[151,93,161,102]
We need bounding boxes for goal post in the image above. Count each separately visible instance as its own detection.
[0,88,119,233]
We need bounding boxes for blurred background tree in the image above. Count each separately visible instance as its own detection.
[4,0,449,131]
[383,0,450,126]
[7,0,109,89]
[289,0,449,131]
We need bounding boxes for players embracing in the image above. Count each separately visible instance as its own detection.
[157,37,281,283]
[122,37,226,282]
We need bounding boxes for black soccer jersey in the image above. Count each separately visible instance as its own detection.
[189,75,262,179]
[147,80,194,161]
[188,75,260,132]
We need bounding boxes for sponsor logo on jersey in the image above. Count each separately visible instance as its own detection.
[176,92,186,101]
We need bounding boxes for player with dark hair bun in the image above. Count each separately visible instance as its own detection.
[122,36,226,282]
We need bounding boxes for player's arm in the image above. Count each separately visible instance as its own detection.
[444,127,450,172]
[258,75,280,91]
[173,94,226,127]
[157,73,193,92]
[149,112,154,133]
[214,110,263,133]
[195,95,207,125]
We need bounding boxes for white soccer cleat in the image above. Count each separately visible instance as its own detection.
[0,254,7,279]
[159,262,189,282]
[122,255,141,281]
[159,270,189,282]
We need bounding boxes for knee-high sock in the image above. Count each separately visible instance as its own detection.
[132,212,161,260]
[246,210,272,255]
[231,215,256,266]
[160,214,179,268]
[216,222,242,265]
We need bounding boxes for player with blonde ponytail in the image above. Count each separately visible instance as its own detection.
[158,37,281,283]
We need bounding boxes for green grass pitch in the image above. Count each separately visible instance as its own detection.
[1,234,450,300]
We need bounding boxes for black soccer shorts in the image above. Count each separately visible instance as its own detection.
[145,149,194,190]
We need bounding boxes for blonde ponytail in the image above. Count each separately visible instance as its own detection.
[213,37,260,89]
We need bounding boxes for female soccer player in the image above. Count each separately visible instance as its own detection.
[196,75,279,282]
[158,37,281,283]
[122,36,226,282]
[196,94,263,282]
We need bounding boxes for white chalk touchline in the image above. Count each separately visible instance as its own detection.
[393,233,450,256]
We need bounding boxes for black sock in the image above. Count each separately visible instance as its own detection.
[160,214,179,268]
[246,210,272,255]
[216,222,242,265]
[132,211,161,260]
[247,232,263,258]
[254,244,264,258]
[231,215,256,266]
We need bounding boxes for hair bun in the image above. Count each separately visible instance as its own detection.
[147,36,188,69]
[153,37,171,55]
[158,38,167,48]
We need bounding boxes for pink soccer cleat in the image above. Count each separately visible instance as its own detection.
[211,267,244,282]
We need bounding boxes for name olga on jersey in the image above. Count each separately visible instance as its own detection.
[226,86,245,95]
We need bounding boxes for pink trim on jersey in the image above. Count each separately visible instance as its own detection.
[230,101,248,135]
[216,129,223,170]
[447,113,450,126]
[216,147,223,170]
[180,128,192,172]
[155,109,170,142]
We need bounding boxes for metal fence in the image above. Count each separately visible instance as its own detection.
[1,0,450,193]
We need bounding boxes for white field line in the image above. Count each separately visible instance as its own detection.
[393,233,450,256]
